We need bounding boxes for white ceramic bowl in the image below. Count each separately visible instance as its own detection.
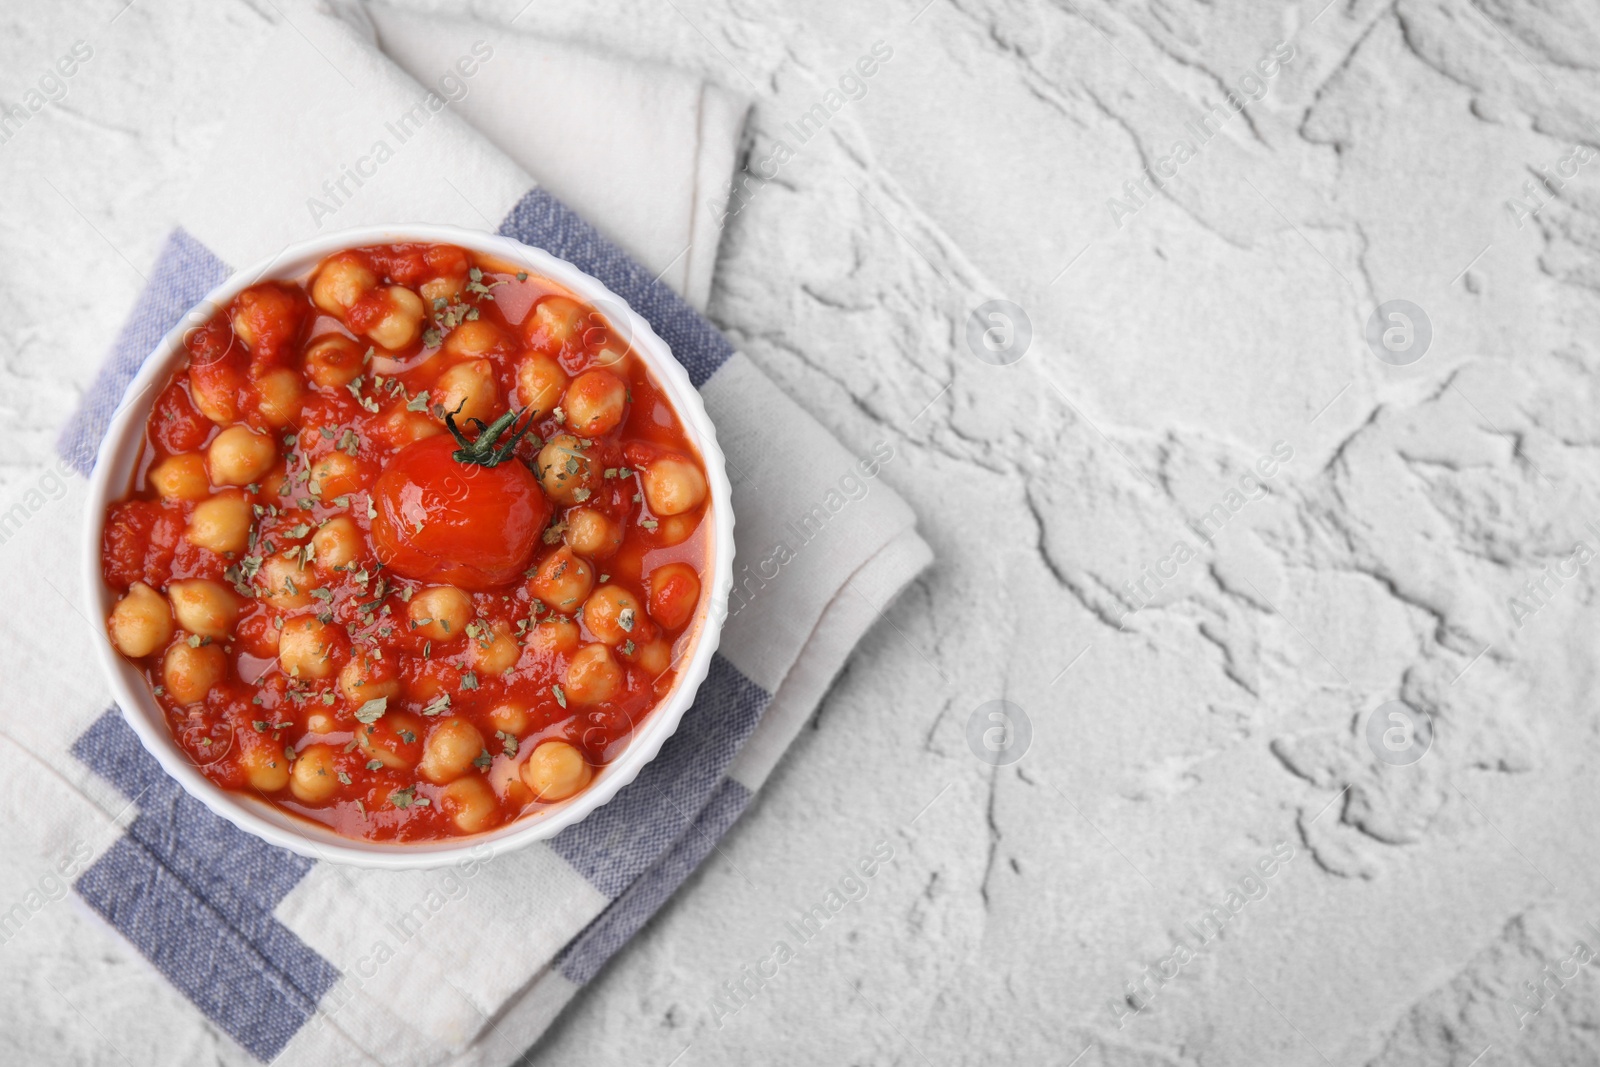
[82,224,734,869]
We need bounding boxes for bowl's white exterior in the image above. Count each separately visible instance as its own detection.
[81,225,735,869]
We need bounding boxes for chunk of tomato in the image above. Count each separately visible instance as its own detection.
[363,243,470,287]
[233,283,308,370]
[647,563,701,631]
[103,499,181,589]
[186,318,248,425]
[150,379,212,453]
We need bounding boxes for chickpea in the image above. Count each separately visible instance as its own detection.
[256,552,318,608]
[278,616,341,679]
[535,434,596,506]
[634,638,673,677]
[564,643,622,704]
[440,775,497,833]
[642,455,707,516]
[466,621,519,676]
[311,252,377,315]
[189,370,240,426]
[304,335,365,389]
[229,310,257,350]
[380,403,442,446]
[259,466,287,500]
[312,516,361,571]
[563,507,621,559]
[148,453,210,501]
[582,584,644,646]
[655,512,700,547]
[434,358,500,425]
[405,664,452,706]
[308,451,362,499]
[442,320,511,359]
[290,743,341,803]
[186,490,253,554]
[529,547,594,612]
[163,640,225,704]
[408,585,472,641]
[207,425,277,487]
[516,354,568,418]
[305,710,336,734]
[648,562,702,631]
[167,579,241,640]
[339,653,400,705]
[563,370,627,436]
[521,740,593,802]
[358,710,423,770]
[108,581,173,657]
[527,296,584,351]
[239,734,290,792]
[491,762,534,807]
[420,274,463,306]
[256,367,304,427]
[366,286,425,350]
[529,616,580,655]
[419,718,486,784]
[486,700,530,735]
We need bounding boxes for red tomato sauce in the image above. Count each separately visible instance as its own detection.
[100,243,712,842]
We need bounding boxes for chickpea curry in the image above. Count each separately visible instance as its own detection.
[100,243,712,841]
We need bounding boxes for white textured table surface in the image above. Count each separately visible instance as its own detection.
[5,1,1600,1064]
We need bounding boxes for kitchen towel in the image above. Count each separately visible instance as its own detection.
[19,2,931,1065]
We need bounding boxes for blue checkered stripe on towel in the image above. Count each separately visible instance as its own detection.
[61,189,771,1062]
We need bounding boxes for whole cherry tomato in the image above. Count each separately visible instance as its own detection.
[370,409,549,589]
